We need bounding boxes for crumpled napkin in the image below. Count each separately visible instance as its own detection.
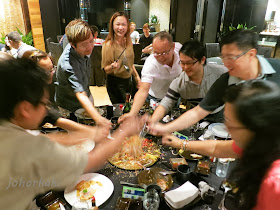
[165,181,199,209]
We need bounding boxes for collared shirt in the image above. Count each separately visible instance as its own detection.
[55,44,92,112]
[200,56,279,112]
[160,63,227,113]
[141,42,182,99]
[16,43,36,58]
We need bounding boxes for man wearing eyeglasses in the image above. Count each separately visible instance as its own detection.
[149,29,280,135]
[151,40,227,123]
[119,31,182,123]
[55,19,110,126]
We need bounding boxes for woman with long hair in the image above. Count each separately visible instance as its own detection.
[224,80,280,209]
[102,11,141,104]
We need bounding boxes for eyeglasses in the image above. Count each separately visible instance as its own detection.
[39,100,51,108]
[153,46,173,57]
[220,50,250,62]
[224,120,246,131]
[180,60,198,67]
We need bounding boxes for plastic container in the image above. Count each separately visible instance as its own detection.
[169,158,188,170]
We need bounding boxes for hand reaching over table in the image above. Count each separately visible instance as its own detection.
[147,121,168,136]
[162,134,181,149]
[95,116,111,127]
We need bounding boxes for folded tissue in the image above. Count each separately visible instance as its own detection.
[165,181,199,209]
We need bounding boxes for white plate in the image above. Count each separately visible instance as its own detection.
[64,173,114,207]
[208,123,230,138]
[72,139,95,153]
[75,108,105,119]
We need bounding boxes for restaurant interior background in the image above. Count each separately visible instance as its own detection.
[0,0,280,58]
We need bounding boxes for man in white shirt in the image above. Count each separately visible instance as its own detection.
[119,31,182,123]
[130,22,140,44]
[7,31,36,58]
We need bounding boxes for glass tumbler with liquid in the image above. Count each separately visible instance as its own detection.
[216,158,230,178]
[143,188,160,210]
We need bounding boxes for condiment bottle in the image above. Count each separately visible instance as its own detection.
[123,93,131,113]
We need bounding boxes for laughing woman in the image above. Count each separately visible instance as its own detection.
[102,11,141,104]
[225,81,280,209]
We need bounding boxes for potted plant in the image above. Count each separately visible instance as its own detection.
[150,15,160,32]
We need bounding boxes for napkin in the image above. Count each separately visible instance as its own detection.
[165,181,199,209]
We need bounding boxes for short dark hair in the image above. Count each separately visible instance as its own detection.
[91,25,99,34]
[7,31,22,43]
[153,31,173,45]
[221,29,258,51]
[179,40,205,62]
[0,59,49,120]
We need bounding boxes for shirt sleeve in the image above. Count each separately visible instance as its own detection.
[101,41,114,69]
[199,72,229,112]
[254,163,280,210]
[30,136,88,192]
[231,141,243,156]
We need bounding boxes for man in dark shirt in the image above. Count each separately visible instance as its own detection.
[149,29,280,135]
[139,23,153,64]
[55,19,110,126]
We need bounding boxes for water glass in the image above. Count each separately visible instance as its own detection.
[216,158,230,178]
[71,200,89,210]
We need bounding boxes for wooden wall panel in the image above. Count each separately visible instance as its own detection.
[27,0,45,51]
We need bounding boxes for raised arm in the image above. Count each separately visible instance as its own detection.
[162,134,239,158]
[149,105,211,135]
[118,82,151,123]
[151,105,168,123]
[76,91,111,126]
[84,115,147,172]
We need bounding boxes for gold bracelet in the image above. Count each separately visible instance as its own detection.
[183,140,189,151]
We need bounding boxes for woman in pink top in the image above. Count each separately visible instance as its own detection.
[224,80,280,209]
[162,80,280,209]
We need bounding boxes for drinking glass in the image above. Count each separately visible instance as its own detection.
[71,201,89,210]
[216,158,230,178]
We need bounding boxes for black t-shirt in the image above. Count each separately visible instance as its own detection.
[199,58,280,112]
[139,34,153,49]
[40,107,61,127]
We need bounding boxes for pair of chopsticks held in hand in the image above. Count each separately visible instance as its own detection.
[111,48,128,72]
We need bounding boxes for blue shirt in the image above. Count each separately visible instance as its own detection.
[55,44,92,112]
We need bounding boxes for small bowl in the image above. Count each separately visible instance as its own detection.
[176,165,192,185]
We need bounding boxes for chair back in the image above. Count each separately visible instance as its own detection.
[205,43,220,58]
[257,46,273,58]
[48,41,63,65]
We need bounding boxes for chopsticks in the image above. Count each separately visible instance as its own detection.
[116,47,126,62]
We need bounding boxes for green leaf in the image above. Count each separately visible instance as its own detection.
[83,189,88,193]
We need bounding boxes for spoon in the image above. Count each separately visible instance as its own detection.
[218,181,231,210]
[159,171,176,176]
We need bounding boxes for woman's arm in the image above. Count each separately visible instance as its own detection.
[162,134,240,158]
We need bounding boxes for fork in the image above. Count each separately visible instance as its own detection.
[218,182,231,210]
[139,121,147,138]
